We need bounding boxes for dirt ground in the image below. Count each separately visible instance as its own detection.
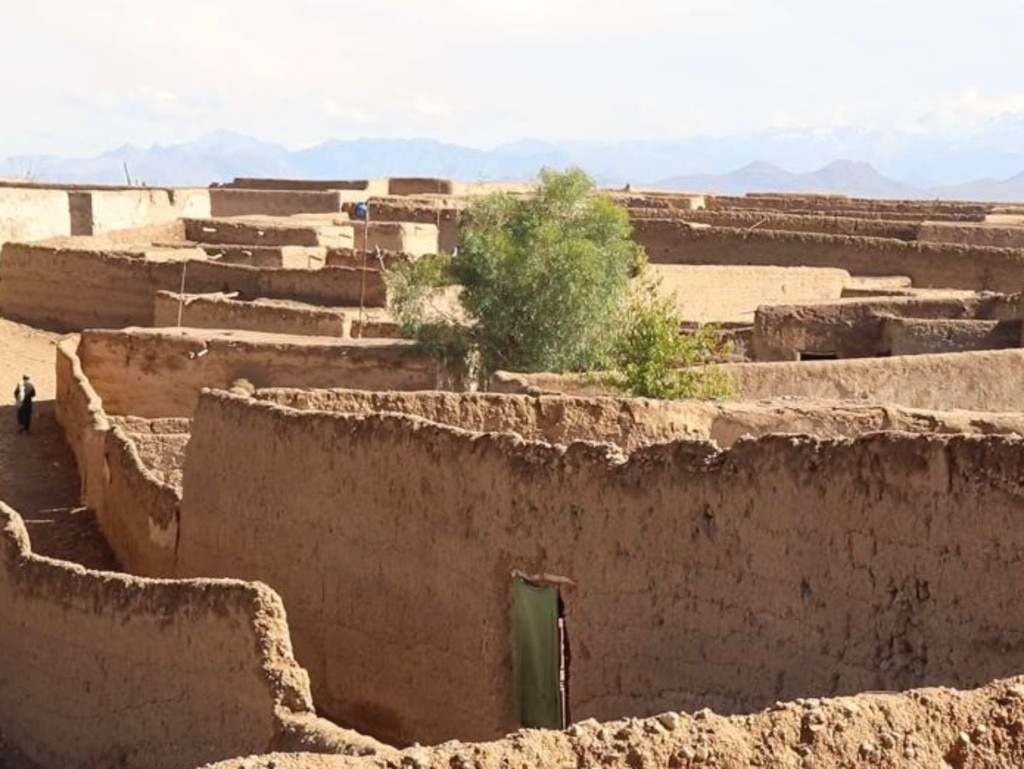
[0,317,115,570]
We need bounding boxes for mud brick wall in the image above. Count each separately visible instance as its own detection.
[0,501,316,769]
[631,222,1024,291]
[179,392,1024,748]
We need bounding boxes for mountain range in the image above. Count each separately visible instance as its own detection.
[5,128,1024,201]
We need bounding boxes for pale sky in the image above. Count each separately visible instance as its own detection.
[3,0,1024,157]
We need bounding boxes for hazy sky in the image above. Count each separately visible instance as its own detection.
[4,0,1024,156]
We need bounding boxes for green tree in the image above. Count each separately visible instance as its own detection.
[387,167,733,399]
[607,279,736,399]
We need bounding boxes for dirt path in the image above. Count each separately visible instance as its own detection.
[0,318,116,570]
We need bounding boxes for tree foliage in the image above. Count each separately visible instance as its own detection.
[606,279,736,399]
[386,167,734,399]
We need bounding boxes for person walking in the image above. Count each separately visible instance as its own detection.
[14,375,36,434]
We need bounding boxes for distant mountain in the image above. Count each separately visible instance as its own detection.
[933,170,1024,203]
[3,132,294,186]
[656,160,924,198]
[4,129,1024,201]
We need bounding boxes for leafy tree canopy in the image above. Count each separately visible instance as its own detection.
[387,167,733,399]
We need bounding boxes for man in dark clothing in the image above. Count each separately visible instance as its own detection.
[14,375,35,433]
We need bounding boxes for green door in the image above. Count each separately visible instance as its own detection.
[513,577,564,729]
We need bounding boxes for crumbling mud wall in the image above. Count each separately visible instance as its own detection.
[77,328,437,418]
[98,423,181,576]
[257,387,1024,450]
[198,675,1024,769]
[0,187,72,245]
[56,337,181,574]
[647,265,849,323]
[631,222,1024,291]
[55,336,111,511]
[0,243,386,331]
[254,388,714,449]
[882,318,1021,357]
[751,295,1022,361]
[113,416,191,488]
[179,391,1024,747]
[0,501,318,769]
[720,349,1024,410]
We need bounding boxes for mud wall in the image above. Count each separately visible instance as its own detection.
[200,245,327,269]
[113,416,190,488]
[705,194,990,218]
[69,188,210,236]
[257,387,1024,450]
[219,178,389,194]
[98,424,181,576]
[365,200,462,254]
[721,348,1024,410]
[0,187,72,245]
[77,329,437,418]
[153,292,349,337]
[647,265,848,323]
[199,675,1024,769]
[0,243,385,331]
[919,222,1024,248]
[55,336,111,511]
[0,500,318,769]
[178,391,1024,747]
[56,338,179,574]
[254,388,714,449]
[882,318,1021,357]
[184,218,353,248]
[350,221,439,256]
[631,222,1024,291]
[209,189,345,218]
[628,209,922,240]
[751,295,1022,361]
[387,178,456,195]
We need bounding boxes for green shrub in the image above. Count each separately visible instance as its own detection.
[607,279,736,400]
[386,167,734,399]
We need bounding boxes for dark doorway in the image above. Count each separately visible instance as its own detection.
[512,576,568,729]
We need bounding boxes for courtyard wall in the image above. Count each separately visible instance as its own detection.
[0,501,317,769]
[0,242,385,331]
[0,187,72,245]
[177,391,1024,747]
[647,265,849,323]
[631,222,1024,291]
[76,328,437,418]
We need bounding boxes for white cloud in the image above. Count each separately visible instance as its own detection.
[0,0,1022,156]
[901,89,1024,136]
